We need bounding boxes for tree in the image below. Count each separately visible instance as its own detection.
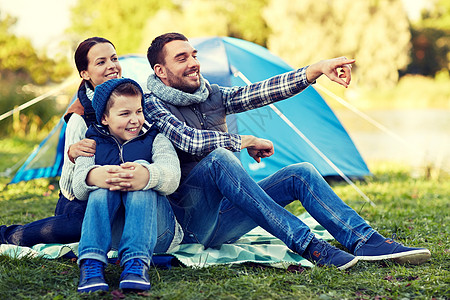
[140,0,270,51]
[67,0,175,55]
[263,0,411,88]
[407,0,450,76]
[0,14,71,85]
[0,14,71,136]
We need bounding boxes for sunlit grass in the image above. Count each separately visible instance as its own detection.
[0,137,448,299]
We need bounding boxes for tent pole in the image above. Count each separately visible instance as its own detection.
[231,67,376,207]
[314,83,409,146]
[0,77,78,122]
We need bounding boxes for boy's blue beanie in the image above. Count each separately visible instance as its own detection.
[92,78,144,123]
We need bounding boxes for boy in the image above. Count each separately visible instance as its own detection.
[72,78,181,293]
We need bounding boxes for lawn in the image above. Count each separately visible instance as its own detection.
[0,137,448,299]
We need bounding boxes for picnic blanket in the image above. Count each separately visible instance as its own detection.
[0,212,332,269]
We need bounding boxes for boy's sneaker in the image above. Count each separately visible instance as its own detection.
[77,259,109,293]
[302,237,358,270]
[355,232,431,265]
[119,258,151,291]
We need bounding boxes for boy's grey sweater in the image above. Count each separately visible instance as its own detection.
[72,129,181,201]
[61,113,180,201]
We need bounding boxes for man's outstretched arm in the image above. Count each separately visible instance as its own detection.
[221,57,355,114]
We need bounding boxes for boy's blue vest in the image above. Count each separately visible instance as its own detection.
[85,123,159,165]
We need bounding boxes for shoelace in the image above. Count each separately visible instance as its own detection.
[123,259,144,275]
[387,233,398,243]
[311,238,332,257]
[83,260,104,279]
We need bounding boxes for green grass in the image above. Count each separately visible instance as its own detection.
[0,139,449,299]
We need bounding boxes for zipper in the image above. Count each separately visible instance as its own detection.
[192,105,207,129]
[93,125,145,163]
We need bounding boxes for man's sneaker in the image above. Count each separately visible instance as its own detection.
[77,259,109,293]
[302,237,358,270]
[119,258,151,291]
[355,232,431,265]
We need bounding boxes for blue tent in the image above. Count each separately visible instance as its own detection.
[10,37,370,184]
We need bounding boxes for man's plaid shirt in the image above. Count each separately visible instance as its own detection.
[144,67,311,156]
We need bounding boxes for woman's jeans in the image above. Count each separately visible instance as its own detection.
[78,189,176,267]
[168,148,375,255]
[0,192,87,247]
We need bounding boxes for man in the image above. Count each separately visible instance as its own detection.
[114,32,430,270]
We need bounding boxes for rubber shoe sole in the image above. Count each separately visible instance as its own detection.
[77,282,109,293]
[337,256,359,270]
[357,248,431,265]
[119,279,151,291]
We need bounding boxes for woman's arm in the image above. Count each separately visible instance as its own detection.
[59,114,88,200]
[72,155,99,200]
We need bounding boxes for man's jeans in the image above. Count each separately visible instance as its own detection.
[78,189,176,267]
[0,192,87,247]
[168,148,375,255]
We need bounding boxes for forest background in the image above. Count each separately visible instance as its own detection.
[0,0,449,173]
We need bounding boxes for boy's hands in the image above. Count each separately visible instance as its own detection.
[87,162,150,191]
[105,162,150,191]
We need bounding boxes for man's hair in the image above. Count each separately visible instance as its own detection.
[147,32,188,69]
[104,82,142,116]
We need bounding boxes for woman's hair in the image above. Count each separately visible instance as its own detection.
[147,32,188,69]
[74,37,115,75]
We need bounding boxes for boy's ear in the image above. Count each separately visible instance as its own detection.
[154,64,166,80]
[101,115,108,126]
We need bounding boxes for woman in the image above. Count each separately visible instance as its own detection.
[0,38,181,253]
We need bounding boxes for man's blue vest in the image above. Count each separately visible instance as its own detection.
[163,83,228,180]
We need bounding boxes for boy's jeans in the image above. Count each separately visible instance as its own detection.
[168,148,375,254]
[78,189,176,266]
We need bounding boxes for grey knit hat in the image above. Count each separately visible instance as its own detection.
[92,78,144,123]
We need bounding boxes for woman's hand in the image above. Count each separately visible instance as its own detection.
[68,138,96,163]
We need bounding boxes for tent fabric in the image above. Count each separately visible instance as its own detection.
[10,38,370,184]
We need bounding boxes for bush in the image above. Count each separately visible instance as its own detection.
[0,74,61,138]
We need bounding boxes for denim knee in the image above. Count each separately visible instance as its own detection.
[284,162,322,180]
[88,189,110,205]
[208,147,242,168]
[210,147,237,160]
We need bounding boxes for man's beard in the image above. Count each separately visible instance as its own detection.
[166,68,200,93]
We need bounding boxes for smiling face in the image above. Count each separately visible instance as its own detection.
[80,43,122,88]
[154,40,201,93]
[101,94,144,144]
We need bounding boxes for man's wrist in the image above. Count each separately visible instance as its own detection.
[305,62,322,83]
[241,135,256,149]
